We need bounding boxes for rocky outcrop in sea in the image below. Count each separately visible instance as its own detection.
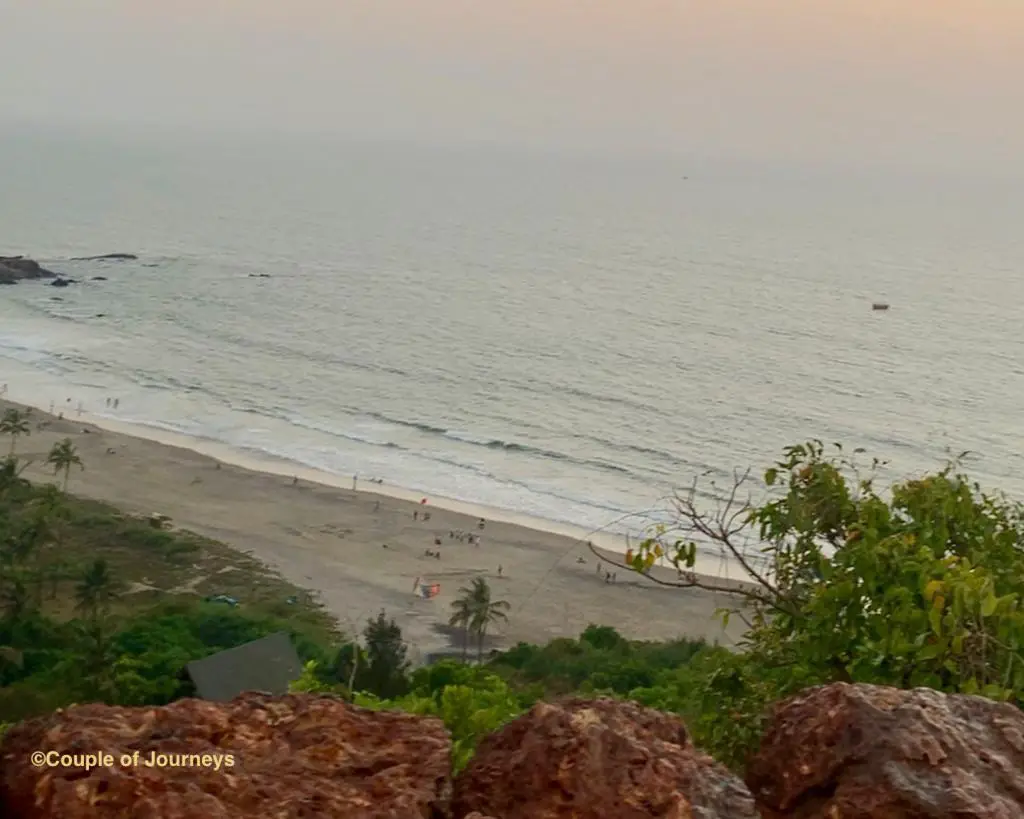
[0,257,56,285]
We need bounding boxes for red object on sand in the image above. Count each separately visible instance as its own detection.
[421,498,427,504]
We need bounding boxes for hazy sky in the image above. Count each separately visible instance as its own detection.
[3,1,1023,170]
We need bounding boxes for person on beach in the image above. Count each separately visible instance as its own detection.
[352,474,358,491]
[114,398,119,409]
[497,565,503,577]
[478,518,486,530]
[374,500,380,512]
[414,510,419,521]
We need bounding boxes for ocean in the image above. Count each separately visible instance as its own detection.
[2,127,1023,548]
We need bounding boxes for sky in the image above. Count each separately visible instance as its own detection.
[2,0,1023,171]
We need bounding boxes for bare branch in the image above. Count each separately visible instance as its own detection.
[666,468,786,608]
[584,540,781,612]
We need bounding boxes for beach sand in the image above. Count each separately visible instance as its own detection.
[1,397,749,658]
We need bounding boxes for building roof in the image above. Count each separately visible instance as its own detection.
[186,632,303,702]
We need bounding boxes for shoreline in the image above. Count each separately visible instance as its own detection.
[2,386,751,582]
[1,393,751,655]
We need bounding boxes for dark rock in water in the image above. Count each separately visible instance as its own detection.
[142,263,159,268]
[70,253,137,261]
[94,313,107,318]
[0,256,58,284]
[91,276,108,281]
[49,296,63,302]
[248,272,272,278]
[50,277,75,287]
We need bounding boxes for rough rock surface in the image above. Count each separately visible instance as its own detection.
[746,682,1024,819]
[452,697,757,819]
[0,256,57,284]
[0,693,452,819]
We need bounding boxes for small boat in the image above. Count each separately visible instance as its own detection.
[872,303,890,311]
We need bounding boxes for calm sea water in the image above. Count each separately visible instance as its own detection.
[2,128,1023,541]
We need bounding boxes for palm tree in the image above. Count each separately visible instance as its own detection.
[450,577,510,663]
[26,485,67,602]
[75,558,118,620]
[0,408,30,456]
[468,577,510,661]
[0,455,30,493]
[0,574,31,622]
[46,438,83,492]
[448,594,475,661]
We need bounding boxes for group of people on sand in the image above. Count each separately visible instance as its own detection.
[449,529,480,546]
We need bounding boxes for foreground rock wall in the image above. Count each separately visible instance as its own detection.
[0,693,452,819]
[453,697,757,819]
[2,685,1023,818]
[746,682,1024,819]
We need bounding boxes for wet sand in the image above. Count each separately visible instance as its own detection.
[1,397,750,658]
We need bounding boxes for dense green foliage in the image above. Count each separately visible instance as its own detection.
[626,441,1024,767]
[0,436,341,723]
[3,420,1023,776]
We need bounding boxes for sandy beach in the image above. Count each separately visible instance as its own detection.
[1,396,748,658]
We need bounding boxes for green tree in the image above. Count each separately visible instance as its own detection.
[469,577,510,661]
[46,438,83,493]
[358,610,410,698]
[75,558,118,621]
[67,619,119,700]
[0,455,30,494]
[449,593,474,661]
[290,659,347,695]
[355,663,523,771]
[580,624,626,651]
[618,441,1024,770]
[0,409,30,457]
[450,577,510,662]
[0,574,31,623]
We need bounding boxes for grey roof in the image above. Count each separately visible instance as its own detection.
[186,632,303,702]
